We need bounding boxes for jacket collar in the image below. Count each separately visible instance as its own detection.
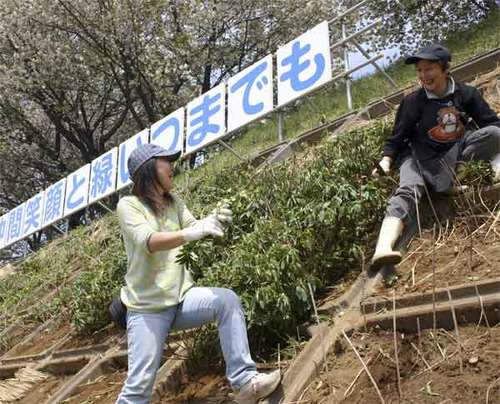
[424,76,456,99]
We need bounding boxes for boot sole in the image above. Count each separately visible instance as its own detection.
[370,253,402,271]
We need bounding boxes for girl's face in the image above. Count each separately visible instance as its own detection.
[155,157,174,193]
[416,59,448,96]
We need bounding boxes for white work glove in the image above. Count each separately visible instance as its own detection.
[182,215,224,242]
[211,204,233,225]
[372,156,393,176]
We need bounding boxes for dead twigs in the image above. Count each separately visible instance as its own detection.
[432,224,437,333]
[413,258,453,286]
[398,243,424,267]
[475,284,491,332]
[430,331,447,360]
[392,290,402,398]
[417,317,422,349]
[485,376,500,404]
[410,342,432,370]
[343,353,380,398]
[415,349,459,377]
[342,330,385,404]
[446,286,463,373]
[415,186,422,238]
[485,209,500,239]
[308,282,328,374]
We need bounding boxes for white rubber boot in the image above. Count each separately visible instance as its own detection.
[492,153,500,183]
[370,217,404,270]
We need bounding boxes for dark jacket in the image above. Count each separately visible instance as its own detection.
[383,81,500,163]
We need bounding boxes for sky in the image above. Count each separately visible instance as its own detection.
[349,44,401,79]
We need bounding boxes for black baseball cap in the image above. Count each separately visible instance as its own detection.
[405,43,452,65]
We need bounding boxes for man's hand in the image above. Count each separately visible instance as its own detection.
[372,156,393,176]
[182,216,224,242]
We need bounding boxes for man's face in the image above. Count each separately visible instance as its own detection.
[155,157,174,193]
[416,59,448,95]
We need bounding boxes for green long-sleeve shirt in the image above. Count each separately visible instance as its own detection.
[116,194,196,312]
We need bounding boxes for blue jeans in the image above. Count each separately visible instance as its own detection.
[116,287,257,404]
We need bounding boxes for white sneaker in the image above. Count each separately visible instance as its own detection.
[234,370,281,404]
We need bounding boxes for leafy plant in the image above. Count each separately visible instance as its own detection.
[177,120,391,348]
[456,159,493,187]
[68,222,127,333]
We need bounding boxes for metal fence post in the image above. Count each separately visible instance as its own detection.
[342,22,353,110]
[278,111,284,142]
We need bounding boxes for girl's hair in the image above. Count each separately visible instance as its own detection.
[131,158,173,216]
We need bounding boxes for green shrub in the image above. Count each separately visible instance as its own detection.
[178,120,391,347]
[68,219,127,333]
[457,159,493,187]
[0,227,86,321]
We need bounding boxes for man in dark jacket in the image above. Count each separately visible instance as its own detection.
[371,43,500,270]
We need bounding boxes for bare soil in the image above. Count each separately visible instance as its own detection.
[303,324,500,403]
[156,369,232,404]
[0,320,40,357]
[63,370,126,404]
[58,359,230,403]
[17,374,71,403]
[6,321,71,358]
[58,324,120,351]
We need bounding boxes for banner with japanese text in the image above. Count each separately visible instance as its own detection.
[277,21,332,107]
[89,147,118,204]
[43,179,67,228]
[228,55,274,132]
[150,108,184,154]
[0,20,339,251]
[23,192,45,238]
[7,203,26,245]
[0,213,9,249]
[64,164,91,217]
[185,84,226,155]
[117,130,149,190]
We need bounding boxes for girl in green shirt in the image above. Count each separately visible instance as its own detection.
[116,144,280,404]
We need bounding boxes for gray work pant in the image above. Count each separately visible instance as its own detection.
[386,125,500,222]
